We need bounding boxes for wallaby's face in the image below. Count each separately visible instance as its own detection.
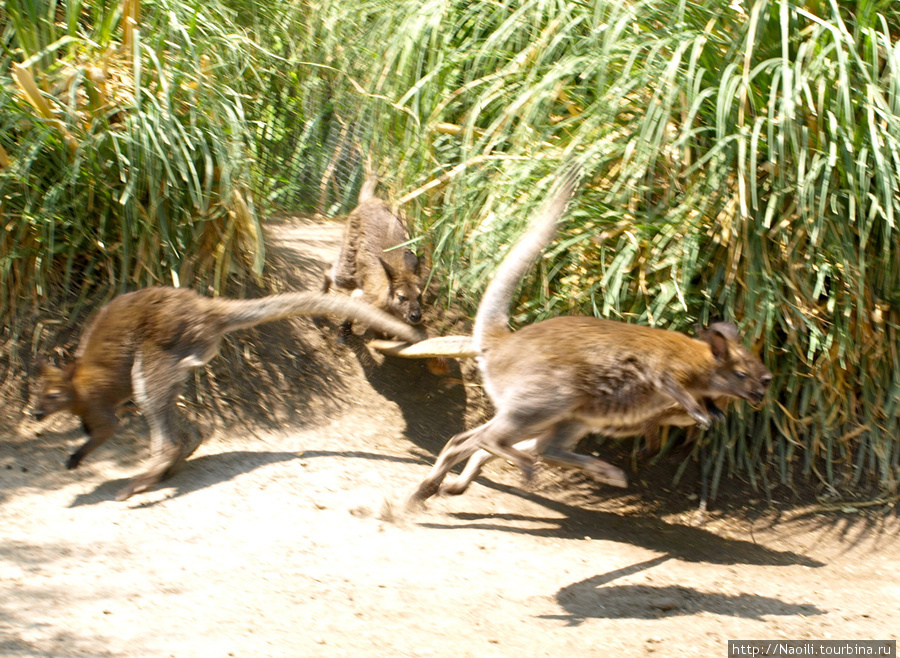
[381,253,424,325]
[700,322,772,404]
[32,361,76,421]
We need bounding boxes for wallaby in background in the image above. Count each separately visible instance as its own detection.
[411,170,772,503]
[32,286,421,501]
[321,176,426,339]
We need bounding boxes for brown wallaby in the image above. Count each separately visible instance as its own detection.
[321,177,425,339]
[411,169,772,503]
[439,357,771,497]
[31,286,421,501]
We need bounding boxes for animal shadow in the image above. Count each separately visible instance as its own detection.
[421,480,825,568]
[341,331,469,455]
[68,450,299,507]
[549,577,825,625]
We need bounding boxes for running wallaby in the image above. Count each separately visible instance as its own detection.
[321,177,425,339]
[32,286,421,501]
[439,356,771,497]
[412,170,772,503]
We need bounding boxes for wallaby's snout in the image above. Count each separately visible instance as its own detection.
[735,357,772,405]
[400,295,423,325]
[750,370,773,404]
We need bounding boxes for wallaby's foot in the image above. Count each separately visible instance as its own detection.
[312,316,329,330]
[337,320,353,345]
[439,477,471,497]
[408,481,438,509]
[116,467,169,501]
[116,443,182,501]
[583,459,628,488]
[66,451,83,470]
[178,424,203,463]
[116,477,155,501]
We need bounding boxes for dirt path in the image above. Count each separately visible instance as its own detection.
[2,216,898,657]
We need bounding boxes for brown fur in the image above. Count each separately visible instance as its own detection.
[322,183,425,338]
[32,286,421,501]
[412,171,772,503]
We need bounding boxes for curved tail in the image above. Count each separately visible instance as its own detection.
[472,168,581,353]
[214,292,422,343]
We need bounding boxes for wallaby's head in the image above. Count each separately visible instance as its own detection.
[32,360,76,421]
[698,322,772,404]
[380,251,424,325]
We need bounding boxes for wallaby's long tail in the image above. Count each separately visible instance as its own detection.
[358,175,378,204]
[214,292,422,343]
[359,153,378,203]
[472,168,581,353]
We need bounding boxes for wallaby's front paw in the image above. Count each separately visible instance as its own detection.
[66,452,83,470]
[518,459,536,485]
[706,401,726,422]
[584,460,628,488]
[692,412,712,430]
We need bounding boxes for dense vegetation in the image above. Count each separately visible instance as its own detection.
[3,0,899,497]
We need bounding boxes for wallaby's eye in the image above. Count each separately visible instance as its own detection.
[397,294,408,303]
[734,371,747,380]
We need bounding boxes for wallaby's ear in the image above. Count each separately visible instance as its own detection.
[708,321,739,342]
[379,256,396,283]
[35,357,51,376]
[34,357,69,381]
[698,323,735,361]
[400,250,420,276]
[357,150,379,203]
[416,243,432,282]
[62,361,77,379]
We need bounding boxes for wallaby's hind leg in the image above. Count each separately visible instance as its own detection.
[441,436,543,496]
[116,347,194,501]
[411,424,488,504]
[66,408,120,470]
[440,447,496,496]
[412,415,537,504]
[536,421,627,488]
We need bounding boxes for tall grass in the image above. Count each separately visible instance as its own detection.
[285,0,899,495]
[0,0,264,334]
[4,0,899,495]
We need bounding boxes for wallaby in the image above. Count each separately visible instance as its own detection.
[321,177,425,339]
[31,286,421,501]
[411,170,772,503]
[439,357,771,497]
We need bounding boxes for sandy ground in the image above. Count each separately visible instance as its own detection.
[2,216,898,657]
